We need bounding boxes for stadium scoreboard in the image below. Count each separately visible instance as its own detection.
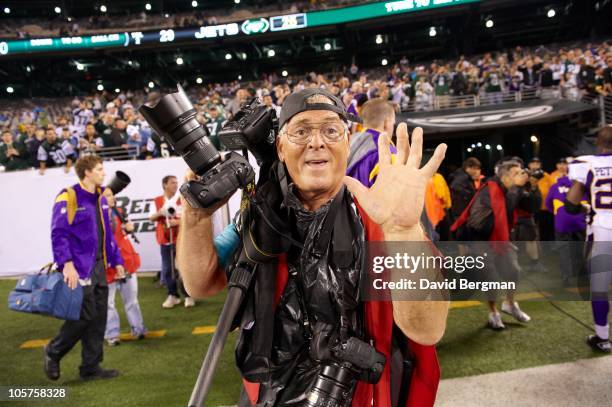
[0,0,479,57]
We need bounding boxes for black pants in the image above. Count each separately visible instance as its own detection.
[47,261,108,376]
[556,230,586,281]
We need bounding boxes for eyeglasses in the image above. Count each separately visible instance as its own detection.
[282,121,347,145]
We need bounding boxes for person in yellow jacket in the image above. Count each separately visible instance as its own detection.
[527,158,555,241]
[425,173,452,240]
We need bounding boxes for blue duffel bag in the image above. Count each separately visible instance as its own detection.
[8,263,83,321]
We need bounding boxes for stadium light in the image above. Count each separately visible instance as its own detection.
[282,70,288,77]
[485,19,494,28]
[485,144,491,150]
[176,57,184,65]
[429,27,437,37]
[76,63,84,71]
[6,86,14,94]
[100,5,107,13]
[192,1,198,7]
[267,49,275,57]
[547,9,556,18]
[148,81,155,88]
[3,7,10,14]
[477,142,482,147]
[238,75,242,80]
[26,66,31,72]
[381,58,388,66]
[234,0,240,4]
[196,77,203,84]
[241,52,247,59]
[97,84,104,91]
[324,43,331,51]
[496,144,503,151]
[145,3,152,11]
[164,13,169,18]
[54,6,62,14]
[471,144,476,148]
[225,53,232,60]
[115,88,121,93]
[375,35,383,44]
[128,60,133,65]
[531,135,539,143]
[467,148,472,153]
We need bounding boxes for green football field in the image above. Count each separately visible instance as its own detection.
[0,276,607,406]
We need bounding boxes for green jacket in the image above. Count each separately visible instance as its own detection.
[0,141,30,171]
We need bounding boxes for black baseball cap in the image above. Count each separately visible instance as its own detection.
[279,88,361,129]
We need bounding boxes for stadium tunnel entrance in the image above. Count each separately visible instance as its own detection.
[400,99,601,176]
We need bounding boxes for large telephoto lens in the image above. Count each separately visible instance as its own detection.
[139,85,220,176]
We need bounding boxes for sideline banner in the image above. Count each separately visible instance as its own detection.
[0,157,249,277]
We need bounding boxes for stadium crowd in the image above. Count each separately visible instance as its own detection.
[1,40,611,174]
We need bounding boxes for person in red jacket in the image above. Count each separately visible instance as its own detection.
[451,159,532,330]
[148,175,194,308]
[103,188,147,346]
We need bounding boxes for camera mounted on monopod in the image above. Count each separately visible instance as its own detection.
[139,84,278,210]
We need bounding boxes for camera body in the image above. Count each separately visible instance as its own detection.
[218,97,278,166]
[526,168,545,180]
[306,323,386,406]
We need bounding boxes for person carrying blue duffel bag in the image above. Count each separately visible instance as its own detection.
[42,155,125,382]
[8,263,83,321]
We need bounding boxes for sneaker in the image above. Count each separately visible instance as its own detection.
[488,312,506,330]
[501,301,531,323]
[106,338,120,346]
[587,335,611,353]
[43,345,60,381]
[184,297,196,308]
[162,295,181,309]
[80,367,120,381]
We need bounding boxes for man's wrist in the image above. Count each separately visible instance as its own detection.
[383,224,426,241]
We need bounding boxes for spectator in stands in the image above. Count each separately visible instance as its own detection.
[483,64,504,104]
[60,126,78,150]
[433,66,451,108]
[26,128,45,168]
[604,55,612,95]
[204,105,226,150]
[79,123,104,154]
[227,89,248,117]
[451,66,469,98]
[107,119,129,149]
[578,57,597,94]
[0,130,29,171]
[73,101,94,138]
[520,59,540,90]
[38,126,76,175]
[414,75,433,111]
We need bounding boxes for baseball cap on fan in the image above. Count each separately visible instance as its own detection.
[278,88,362,129]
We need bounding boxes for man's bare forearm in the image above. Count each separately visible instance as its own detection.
[385,224,449,346]
[177,205,226,298]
